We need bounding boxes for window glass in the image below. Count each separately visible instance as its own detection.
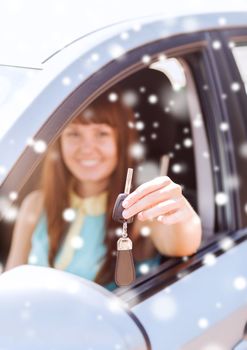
[232,44,247,93]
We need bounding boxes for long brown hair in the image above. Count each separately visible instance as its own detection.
[41,91,142,285]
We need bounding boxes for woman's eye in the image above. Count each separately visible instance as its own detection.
[98,131,110,137]
[66,131,80,137]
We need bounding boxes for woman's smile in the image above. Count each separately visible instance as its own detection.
[60,122,118,195]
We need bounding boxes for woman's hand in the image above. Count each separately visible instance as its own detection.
[122,176,195,225]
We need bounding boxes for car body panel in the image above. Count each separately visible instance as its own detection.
[132,236,247,349]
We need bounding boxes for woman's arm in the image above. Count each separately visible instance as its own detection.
[123,176,202,257]
[5,191,43,271]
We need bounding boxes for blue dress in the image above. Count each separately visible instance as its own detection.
[28,191,161,291]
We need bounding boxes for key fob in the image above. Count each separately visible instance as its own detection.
[112,193,134,224]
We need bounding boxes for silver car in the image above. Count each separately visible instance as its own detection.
[0,11,247,350]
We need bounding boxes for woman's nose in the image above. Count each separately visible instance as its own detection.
[77,136,95,153]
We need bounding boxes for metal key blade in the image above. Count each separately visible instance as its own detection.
[124,168,133,194]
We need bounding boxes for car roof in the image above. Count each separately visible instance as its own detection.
[0,11,247,186]
[0,10,247,67]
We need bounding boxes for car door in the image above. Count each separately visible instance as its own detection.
[1,12,247,350]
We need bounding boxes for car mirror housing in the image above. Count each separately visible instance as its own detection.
[0,265,150,350]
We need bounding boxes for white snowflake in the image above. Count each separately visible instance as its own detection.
[221,93,227,100]
[28,254,38,264]
[171,163,183,174]
[174,143,181,150]
[158,54,166,61]
[108,92,118,102]
[121,90,139,107]
[231,82,241,92]
[219,237,234,251]
[151,133,157,139]
[107,298,127,314]
[62,76,71,86]
[203,151,210,159]
[140,226,151,237]
[0,166,6,175]
[140,136,146,142]
[3,205,18,222]
[135,121,145,130]
[109,44,125,59]
[142,55,151,64]
[228,41,235,49]
[129,142,146,160]
[132,23,141,31]
[203,84,209,90]
[139,86,146,93]
[164,106,171,113]
[148,94,158,104]
[203,253,217,266]
[91,53,99,62]
[62,208,76,222]
[233,276,247,290]
[115,228,122,237]
[152,121,159,128]
[9,191,18,201]
[33,140,47,154]
[183,138,193,148]
[212,40,222,50]
[198,318,209,329]
[134,112,140,118]
[215,192,228,206]
[183,127,189,134]
[218,17,227,26]
[219,122,229,131]
[70,236,84,249]
[139,263,150,274]
[193,118,203,128]
[127,121,135,129]
[216,302,222,309]
[120,32,129,40]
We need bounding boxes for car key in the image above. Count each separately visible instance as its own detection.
[112,168,134,224]
[114,168,136,286]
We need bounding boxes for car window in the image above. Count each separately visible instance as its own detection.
[231,44,247,94]
[0,53,213,290]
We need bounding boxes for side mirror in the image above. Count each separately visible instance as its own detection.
[0,266,150,349]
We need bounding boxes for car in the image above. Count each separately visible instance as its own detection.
[0,10,247,350]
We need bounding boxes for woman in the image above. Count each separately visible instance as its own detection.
[5,91,202,290]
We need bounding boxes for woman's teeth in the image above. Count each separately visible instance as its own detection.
[80,160,99,167]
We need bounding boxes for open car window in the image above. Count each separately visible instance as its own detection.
[0,50,214,290]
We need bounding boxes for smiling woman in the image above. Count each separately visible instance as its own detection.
[5,90,202,290]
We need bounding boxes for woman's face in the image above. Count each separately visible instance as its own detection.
[60,122,118,191]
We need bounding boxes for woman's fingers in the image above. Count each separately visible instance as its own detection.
[157,206,193,225]
[122,180,182,219]
[137,197,183,221]
[122,176,171,208]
